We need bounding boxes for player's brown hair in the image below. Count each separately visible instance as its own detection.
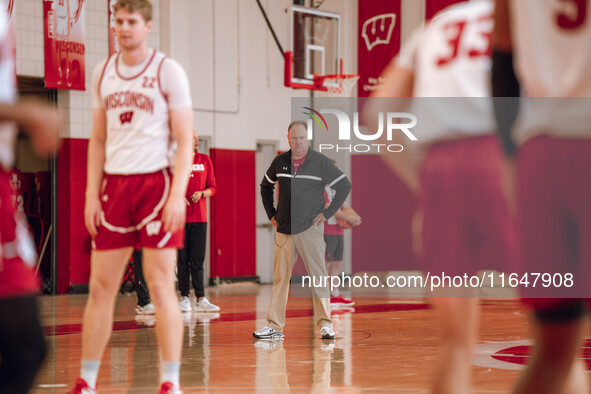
[113,0,153,22]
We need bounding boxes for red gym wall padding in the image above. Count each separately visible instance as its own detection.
[351,155,417,273]
[58,138,92,293]
[209,148,256,279]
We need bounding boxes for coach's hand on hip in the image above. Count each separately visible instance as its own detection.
[162,193,186,233]
[313,212,327,226]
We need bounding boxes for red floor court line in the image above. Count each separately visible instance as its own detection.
[42,302,430,337]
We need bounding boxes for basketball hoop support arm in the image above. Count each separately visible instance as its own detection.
[254,0,284,56]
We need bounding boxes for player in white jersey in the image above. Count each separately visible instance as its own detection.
[493,0,591,392]
[366,1,516,393]
[0,3,61,392]
[69,1,193,393]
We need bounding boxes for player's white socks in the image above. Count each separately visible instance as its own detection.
[160,361,181,388]
[80,360,100,388]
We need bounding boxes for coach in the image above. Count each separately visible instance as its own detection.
[253,120,352,340]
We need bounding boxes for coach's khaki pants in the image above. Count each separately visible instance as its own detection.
[267,224,333,331]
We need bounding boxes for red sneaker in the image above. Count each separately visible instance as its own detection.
[159,381,183,394]
[330,297,355,307]
[68,378,96,394]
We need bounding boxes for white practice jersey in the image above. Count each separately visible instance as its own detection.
[93,49,192,175]
[509,0,591,142]
[0,2,17,170]
[396,0,495,144]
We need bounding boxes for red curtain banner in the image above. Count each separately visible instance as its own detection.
[426,0,467,20]
[43,0,86,90]
[357,0,401,97]
[108,0,118,56]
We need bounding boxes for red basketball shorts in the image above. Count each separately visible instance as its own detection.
[93,168,184,250]
[517,136,591,316]
[0,168,39,299]
[420,135,517,276]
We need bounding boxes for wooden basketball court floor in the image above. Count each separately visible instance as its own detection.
[29,283,588,393]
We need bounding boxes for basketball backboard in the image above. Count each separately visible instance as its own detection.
[284,6,341,90]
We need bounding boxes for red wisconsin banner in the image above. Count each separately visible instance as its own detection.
[358,0,401,97]
[108,0,118,56]
[44,0,86,90]
[426,0,466,20]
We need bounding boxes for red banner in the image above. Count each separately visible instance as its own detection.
[108,0,118,56]
[43,0,86,90]
[426,0,466,20]
[357,0,401,97]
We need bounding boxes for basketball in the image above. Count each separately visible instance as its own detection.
[337,207,361,229]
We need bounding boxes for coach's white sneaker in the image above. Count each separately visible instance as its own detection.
[253,326,284,339]
[320,326,335,339]
[194,297,220,312]
[135,303,155,315]
[179,296,192,313]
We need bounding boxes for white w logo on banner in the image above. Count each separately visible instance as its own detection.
[362,14,396,51]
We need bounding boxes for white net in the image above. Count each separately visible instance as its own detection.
[315,74,360,97]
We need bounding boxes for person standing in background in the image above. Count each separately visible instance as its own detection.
[178,131,219,313]
[254,121,351,340]
[132,249,155,315]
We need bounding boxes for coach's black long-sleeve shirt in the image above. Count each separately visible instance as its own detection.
[260,148,352,235]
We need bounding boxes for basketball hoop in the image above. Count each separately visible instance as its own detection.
[313,73,360,97]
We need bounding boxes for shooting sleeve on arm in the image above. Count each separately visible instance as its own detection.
[260,157,278,220]
[492,49,520,157]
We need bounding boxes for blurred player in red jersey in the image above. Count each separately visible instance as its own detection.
[366,1,516,392]
[0,3,61,392]
[69,0,193,393]
[493,0,591,392]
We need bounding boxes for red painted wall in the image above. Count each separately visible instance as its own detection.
[209,149,256,278]
[351,155,418,272]
[57,138,92,293]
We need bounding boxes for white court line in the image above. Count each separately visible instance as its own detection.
[38,384,68,388]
